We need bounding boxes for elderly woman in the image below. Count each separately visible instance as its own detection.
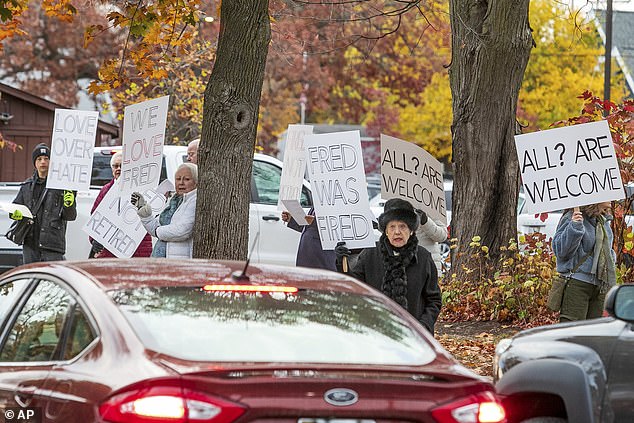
[553,202,616,322]
[336,198,442,334]
[131,163,198,258]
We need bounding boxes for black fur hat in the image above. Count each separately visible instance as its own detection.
[378,198,419,233]
[32,143,50,165]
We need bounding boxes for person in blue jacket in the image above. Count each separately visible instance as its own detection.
[552,201,616,322]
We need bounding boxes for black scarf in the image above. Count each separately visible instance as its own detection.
[379,233,419,309]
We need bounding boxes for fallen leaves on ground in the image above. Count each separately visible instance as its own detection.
[437,334,497,378]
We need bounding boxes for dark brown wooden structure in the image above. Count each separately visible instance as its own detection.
[0,82,120,182]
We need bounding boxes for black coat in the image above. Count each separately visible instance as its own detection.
[13,173,77,254]
[287,208,336,271]
[348,243,441,333]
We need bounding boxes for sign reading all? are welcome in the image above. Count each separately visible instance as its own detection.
[515,120,624,214]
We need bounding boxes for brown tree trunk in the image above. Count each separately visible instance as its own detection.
[448,0,533,277]
[193,0,271,260]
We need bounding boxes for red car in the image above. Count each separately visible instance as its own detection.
[0,259,505,423]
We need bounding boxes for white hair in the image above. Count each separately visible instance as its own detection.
[177,162,198,184]
[110,151,122,167]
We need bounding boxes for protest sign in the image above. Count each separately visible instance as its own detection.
[304,130,376,250]
[47,109,99,191]
[381,134,447,225]
[278,124,313,222]
[83,180,166,258]
[515,120,624,214]
[119,96,170,199]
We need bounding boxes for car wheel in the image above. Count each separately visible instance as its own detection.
[520,418,566,423]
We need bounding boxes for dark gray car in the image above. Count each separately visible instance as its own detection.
[494,284,634,423]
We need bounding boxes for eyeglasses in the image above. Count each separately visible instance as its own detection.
[111,164,122,169]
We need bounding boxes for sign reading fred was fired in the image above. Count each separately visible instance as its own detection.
[119,96,170,198]
[47,109,99,191]
[304,131,376,250]
[83,180,166,258]
[515,120,624,214]
[381,134,447,226]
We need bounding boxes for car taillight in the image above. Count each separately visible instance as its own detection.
[431,391,506,423]
[100,386,246,423]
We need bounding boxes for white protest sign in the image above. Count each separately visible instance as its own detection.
[0,202,33,219]
[47,109,99,191]
[278,124,313,223]
[83,180,166,258]
[515,120,624,214]
[304,131,376,250]
[381,134,447,226]
[119,95,170,199]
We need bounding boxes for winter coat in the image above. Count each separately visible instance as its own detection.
[552,210,615,285]
[140,189,197,258]
[13,172,77,254]
[348,242,442,333]
[416,217,448,272]
[90,179,153,258]
[287,208,336,271]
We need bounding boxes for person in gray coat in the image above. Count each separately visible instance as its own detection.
[335,198,442,334]
[553,201,616,322]
[281,208,336,271]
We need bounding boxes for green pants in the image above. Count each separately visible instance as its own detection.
[560,278,605,322]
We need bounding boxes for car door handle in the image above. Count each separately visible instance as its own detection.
[262,215,280,221]
[14,386,36,407]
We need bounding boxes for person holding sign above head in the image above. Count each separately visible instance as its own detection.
[131,163,198,258]
[89,152,153,258]
[334,198,442,334]
[281,208,337,271]
[553,202,616,322]
[9,143,77,264]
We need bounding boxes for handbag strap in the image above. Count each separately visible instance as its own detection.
[565,251,592,277]
[31,188,48,217]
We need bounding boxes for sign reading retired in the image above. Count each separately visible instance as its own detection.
[83,180,166,258]
[47,109,99,191]
[119,95,170,198]
[304,131,376,250]
[381,134,447,226]
[515,120,624,214]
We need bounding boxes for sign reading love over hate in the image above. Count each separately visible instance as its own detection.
[47,109,99,191]
[119,95,170,199]
[304,130,376,250]
[515,120,624,214]
[381,134,447,226]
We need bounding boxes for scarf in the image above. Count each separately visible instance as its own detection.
[151,194,184,257]
[591,215,616,293]
[378,233,419,309]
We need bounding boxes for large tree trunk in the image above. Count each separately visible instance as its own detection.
[448,1,533,276]
[193,0,271,260]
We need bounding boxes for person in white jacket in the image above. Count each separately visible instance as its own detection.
[131,163,198,259]
[415,209,448,274]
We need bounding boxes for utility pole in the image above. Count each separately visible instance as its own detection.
[604,0,613,103]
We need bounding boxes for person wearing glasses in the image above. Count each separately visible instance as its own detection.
[88,152,152,258]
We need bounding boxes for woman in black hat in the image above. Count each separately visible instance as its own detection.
[336,198,441,334]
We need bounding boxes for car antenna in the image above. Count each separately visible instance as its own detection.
[233,231,260,281]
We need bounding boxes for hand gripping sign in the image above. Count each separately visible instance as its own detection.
[515,120,624,214]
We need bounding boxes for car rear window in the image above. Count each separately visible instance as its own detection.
[110,287,435,365]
